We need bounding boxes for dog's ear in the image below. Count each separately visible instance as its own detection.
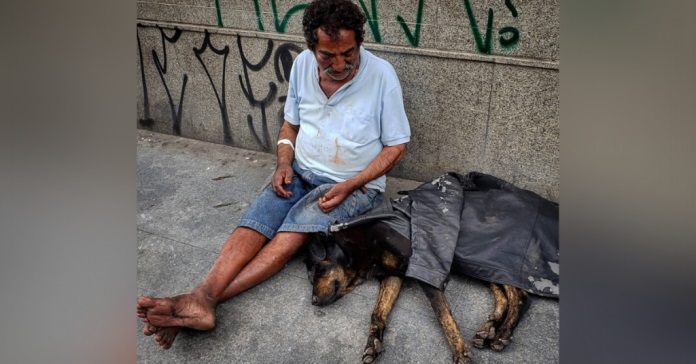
[308,234,327,261]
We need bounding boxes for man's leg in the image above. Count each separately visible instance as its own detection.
[218,231,309,299]
[137,227,266,330]
[138,231,308,349]
[137,230,308,330]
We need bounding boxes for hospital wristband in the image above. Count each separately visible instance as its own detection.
[277,138,295,151]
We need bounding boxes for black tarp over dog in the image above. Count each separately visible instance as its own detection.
[329,172,559,298]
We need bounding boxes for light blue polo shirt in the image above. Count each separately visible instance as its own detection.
[284,46,411,192]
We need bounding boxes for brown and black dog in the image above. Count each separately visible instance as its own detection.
[305,220,531,364]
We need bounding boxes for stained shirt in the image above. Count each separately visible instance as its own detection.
[284,46,410,192]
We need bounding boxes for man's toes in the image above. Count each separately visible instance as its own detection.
[143,324,159,336]
[153,327,181,350]
[137,296,158,309]
[154,332,168,347]
[137,306,150,320]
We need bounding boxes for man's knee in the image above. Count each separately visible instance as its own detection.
[272,231,309,251]
[227,226,268,247]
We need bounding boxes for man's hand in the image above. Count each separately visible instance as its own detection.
[272,164,294,198]
[273,121,299,198]
[318,181,356,213]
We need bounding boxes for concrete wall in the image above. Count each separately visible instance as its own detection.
[136,0,560,201]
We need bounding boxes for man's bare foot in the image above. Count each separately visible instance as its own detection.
[137,291,216,331]
[143,324,182,349]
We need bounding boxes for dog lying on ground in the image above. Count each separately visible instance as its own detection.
[305,221,530,364]
[304,172,559,364]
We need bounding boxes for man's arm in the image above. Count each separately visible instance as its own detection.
[272,121,300,198]
[318,143,407,212]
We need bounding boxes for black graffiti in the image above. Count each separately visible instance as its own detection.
[138,26,302,148]
[194,30,234,144]
[151,26,188,136]
[136,24,154,128]
[237,39,303,151]
[273,42,303,130]
[237,36,279,151]
[274,43,303,84]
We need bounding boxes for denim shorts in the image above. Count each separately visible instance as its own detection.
[238,160,383,240]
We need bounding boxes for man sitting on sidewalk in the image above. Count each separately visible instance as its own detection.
[137,0,411,349]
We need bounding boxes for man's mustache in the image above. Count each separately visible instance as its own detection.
[323,62,354,75]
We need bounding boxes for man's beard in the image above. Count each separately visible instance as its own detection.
[322,62,355,81]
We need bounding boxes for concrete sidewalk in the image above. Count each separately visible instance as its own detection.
[137,130,559,364]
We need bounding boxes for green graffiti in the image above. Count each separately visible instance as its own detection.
[270,1,308,34]
[463,0,494,54]
[358,0,382,43]
[498,26,519,49]
[242,0,521,53]
[253,0,264,31]
[215,0,223,27]
[463,0,520,54]
[252,1,307,33]
[396,0,425,47]
[505,0,518,18]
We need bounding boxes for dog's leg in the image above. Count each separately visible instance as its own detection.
[419,281,472,364]
[489,285,531,351]
[473,282,508,349]
[363,276,402,364]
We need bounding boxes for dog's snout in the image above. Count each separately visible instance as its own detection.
[312,295,319,306]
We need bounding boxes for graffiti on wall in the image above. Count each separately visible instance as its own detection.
[463,0,519,53]
[212,0,520,53]
[137,1,525,148]
[137,26,189,135]
[138,24,302,152]
[238,37,303,150]
[194,30,233,144]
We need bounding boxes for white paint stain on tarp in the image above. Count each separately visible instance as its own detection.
[528,276,559,295]
[548,261,559,274]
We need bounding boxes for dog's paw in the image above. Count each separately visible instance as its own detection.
[472,337,486,349]
[490,324,513,352]
[453,349,473,364]
[472,323,496,349]
[362,337,384,363]
[490,336,512,352]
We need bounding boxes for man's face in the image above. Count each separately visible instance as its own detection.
[313,28,360,82]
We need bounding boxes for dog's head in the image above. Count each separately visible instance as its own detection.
[304,232,364,306]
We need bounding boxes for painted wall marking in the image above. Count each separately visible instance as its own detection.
[151,26,188,136]
[462,0,520,54]
[252,0,308,33]
[215,0,223,27]
[237,36,278,150]
[194,30,234,144]
[358,0,382,43]
[137,25,154,128]
[396,0,425,47]
[243,0,521,53]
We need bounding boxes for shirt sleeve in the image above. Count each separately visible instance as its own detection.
[380,83,411,146]
[283,54,301,125]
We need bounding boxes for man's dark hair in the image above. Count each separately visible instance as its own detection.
[303,0,367,50]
